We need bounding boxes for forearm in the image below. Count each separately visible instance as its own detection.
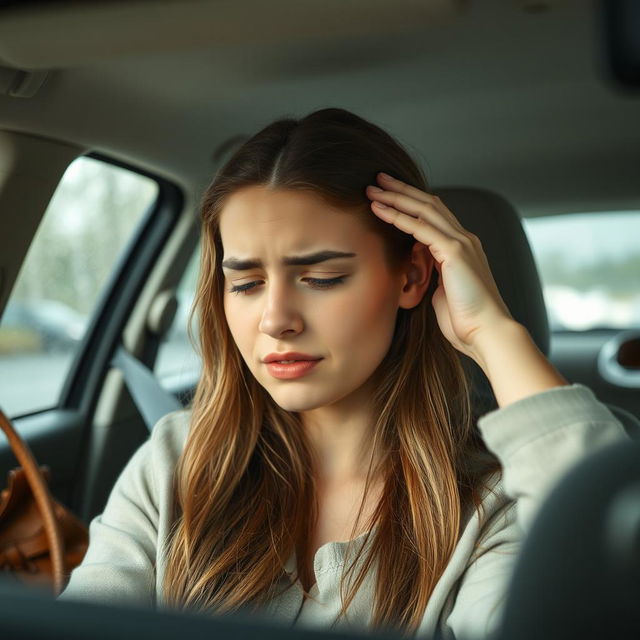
[471,320,568,409]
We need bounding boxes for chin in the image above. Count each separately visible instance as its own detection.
[265,386,339,413]
[269,395,327,414]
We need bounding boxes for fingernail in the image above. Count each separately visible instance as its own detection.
[379,172,392,180]
[368,185,383,193]
[373,201,387,208]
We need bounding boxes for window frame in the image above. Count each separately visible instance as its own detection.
[2,152,183,509]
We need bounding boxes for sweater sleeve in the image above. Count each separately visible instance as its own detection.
[477,383,628,533]
[57,410,187,608]
[443,383,628,639]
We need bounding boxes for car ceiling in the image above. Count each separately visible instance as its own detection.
[0,0,638,217]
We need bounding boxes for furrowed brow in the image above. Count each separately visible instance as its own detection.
[221,250,356,270]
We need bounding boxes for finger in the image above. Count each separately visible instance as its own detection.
[375,173,467,234]
[370,201,460,260]
[367,185,466,239]
[376,172,435,206]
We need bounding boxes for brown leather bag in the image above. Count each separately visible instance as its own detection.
[0,408,88,596]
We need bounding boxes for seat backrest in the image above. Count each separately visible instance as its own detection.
[433,187,640,439]
[497,439,640,639]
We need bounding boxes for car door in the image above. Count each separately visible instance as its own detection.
[0,138,191,527]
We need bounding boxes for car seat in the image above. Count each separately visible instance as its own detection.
[496,437,640,639]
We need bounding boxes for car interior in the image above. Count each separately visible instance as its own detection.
[0,0,639,638]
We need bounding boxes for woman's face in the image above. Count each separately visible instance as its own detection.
[219,185,408,414]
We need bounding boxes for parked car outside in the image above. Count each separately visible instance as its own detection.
[0,299,87,354]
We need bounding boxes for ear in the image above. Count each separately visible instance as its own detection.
[398,242,434,310]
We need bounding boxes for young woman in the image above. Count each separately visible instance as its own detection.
[59,108,626,638]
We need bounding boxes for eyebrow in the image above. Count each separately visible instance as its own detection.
[221,250,357,270]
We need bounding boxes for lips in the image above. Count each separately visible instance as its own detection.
[264,358,322,380]
[262,352,322,364]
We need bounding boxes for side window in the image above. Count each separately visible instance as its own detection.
[155,245,201,390]
[0,156,158,417]
[522,211,640,331]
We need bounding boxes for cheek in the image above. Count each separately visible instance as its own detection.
[223,297,252,354]
[326,280,399,349]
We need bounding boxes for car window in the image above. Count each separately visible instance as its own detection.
[155,245,202,390]
[0,156,158,417]
[522,211,640,331]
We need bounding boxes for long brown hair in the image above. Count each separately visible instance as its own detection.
[162,107,500,634]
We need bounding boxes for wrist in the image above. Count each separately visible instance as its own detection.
[469,320,568,409]
[469,318,527,373]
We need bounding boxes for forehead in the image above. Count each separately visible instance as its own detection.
[218,185,374,252]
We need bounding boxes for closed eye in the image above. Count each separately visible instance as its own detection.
[228,276,347,295]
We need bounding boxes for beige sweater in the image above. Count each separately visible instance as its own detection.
[58,384,627,638]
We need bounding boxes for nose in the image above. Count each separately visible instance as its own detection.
[258,281,304,338]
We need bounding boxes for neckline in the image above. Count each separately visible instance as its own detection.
[321,527,372,549]
[284,527,376,576]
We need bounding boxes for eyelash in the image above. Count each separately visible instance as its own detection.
[228,276,346,295]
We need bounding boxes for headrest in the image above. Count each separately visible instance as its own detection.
[432,187,550,416]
